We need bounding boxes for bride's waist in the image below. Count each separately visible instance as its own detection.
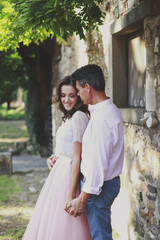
[57,154,72,164]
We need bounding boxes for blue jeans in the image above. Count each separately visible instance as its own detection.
[80,177,120,240]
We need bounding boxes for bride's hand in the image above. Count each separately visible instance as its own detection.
[65,195,75,212]
[46,155,57,171]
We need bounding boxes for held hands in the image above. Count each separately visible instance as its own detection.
[65,195,75,208]
[64,197,85,217]
[46,155,57,171]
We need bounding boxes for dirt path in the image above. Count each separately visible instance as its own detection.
[0,120,50,239]
[0,169,49,239]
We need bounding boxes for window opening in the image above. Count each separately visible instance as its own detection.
[127,31,146,107]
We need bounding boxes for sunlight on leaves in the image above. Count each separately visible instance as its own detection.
[0,0,105,51]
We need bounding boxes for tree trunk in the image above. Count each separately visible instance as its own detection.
[19,39,54,157]
[7,101,10,110]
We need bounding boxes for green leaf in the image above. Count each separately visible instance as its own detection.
[0,0,105,50]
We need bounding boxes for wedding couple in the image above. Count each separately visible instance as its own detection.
[23,64,124,240]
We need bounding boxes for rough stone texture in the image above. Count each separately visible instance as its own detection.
[0,152,12,174]
[104,2,160,239]
[85,31,109,93]
[122,124,160,239]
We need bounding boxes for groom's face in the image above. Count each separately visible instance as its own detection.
[76,81,90,105]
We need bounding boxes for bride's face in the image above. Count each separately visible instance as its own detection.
[61,85,78,111]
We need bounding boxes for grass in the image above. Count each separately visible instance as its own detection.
[0,204,29,239]
[0,175,21,202]
[0,103,25,120]
[0,121,29,139]
[0,228,25,240]
[0,120,29,151]
[0,175,23,238]
[0,103,30,151]
[0,170,48,240]
[0,204,30,240]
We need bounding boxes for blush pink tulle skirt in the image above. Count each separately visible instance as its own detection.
[22,155,91,240]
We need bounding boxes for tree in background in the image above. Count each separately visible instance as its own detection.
[0,50,28,109]
[18,42,53,156]
[0,0,105,50]
[0,0,105,155]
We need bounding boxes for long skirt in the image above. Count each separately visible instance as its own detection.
[22,155,91,240]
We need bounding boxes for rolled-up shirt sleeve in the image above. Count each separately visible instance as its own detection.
[81,120,113,195]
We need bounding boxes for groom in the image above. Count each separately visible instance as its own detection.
[65,64,124,240]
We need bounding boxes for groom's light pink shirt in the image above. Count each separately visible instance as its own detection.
[81,99,124,195]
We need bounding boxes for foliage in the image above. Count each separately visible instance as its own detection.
[0,1,20,51]
[0,175,21,202]
[0,0,105,50]
[0,50,29,105]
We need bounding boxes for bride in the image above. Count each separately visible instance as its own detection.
[22,75,91,240]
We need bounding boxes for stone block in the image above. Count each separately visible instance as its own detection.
[0,152,12,174]
[114,6,119,18]
[119,2,125,15]
[128,0,138,9]
[147,184,157,194]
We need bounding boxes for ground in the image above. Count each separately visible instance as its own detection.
[0,169,48,240]
[0,119,49,239]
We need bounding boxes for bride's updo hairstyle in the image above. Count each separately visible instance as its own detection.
[55,76,89,121]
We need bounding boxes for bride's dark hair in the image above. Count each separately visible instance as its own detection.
[55,76,89,121]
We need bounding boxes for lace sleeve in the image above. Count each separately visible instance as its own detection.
[72,111,89,142]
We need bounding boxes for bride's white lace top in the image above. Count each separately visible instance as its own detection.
[55,111,89,159]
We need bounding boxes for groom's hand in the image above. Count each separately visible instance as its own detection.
[65,197,84,217]
[65,192,91,217]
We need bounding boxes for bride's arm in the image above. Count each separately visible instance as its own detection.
[65,142,82,204]
[65,111,89,208]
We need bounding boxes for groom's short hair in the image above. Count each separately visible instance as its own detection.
[71,64,105,91]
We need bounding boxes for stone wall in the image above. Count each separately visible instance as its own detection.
[121,124,160,239]
[105,0,145,20]
[106,0,160,239]
[51,0,160,238]
[0,152,12,174]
